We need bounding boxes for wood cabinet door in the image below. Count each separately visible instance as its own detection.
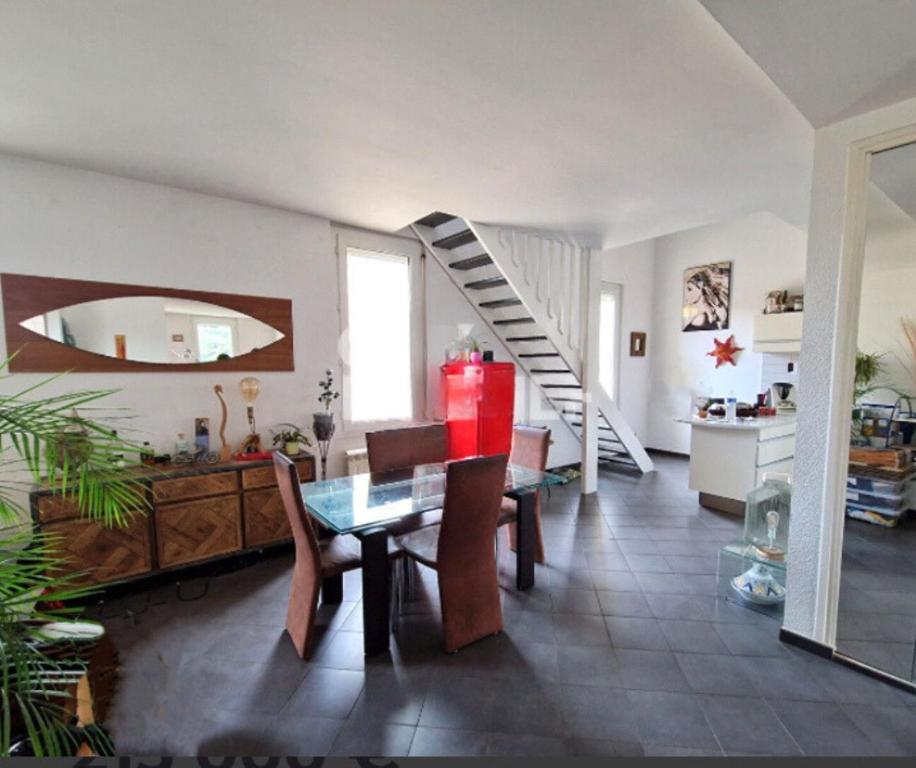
[243,489,292,547]
[43,514,152,585]
[156,495,241,568]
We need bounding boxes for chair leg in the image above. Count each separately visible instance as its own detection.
[321,573,343,604]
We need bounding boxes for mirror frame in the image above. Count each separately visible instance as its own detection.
[1,273,294,372]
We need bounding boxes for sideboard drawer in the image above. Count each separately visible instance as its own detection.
[152,471,238,503]
[37,495,82,523]
[156,495,241,568]
[242,457,315,489]
[44,514,152,585]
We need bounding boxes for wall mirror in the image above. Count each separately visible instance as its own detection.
[835,138,916,684]
[2,274,294,372]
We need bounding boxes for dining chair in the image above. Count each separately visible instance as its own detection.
[365,423,448,534]
[397,453,509,653]
[274,452,399,658]
[498,425,550,564]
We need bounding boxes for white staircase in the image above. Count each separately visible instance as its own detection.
[410,212,654,476]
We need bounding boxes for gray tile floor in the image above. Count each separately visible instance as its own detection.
[97,455,916,757]
[837,512,916,681]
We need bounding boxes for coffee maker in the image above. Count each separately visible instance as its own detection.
[771,382,796,412]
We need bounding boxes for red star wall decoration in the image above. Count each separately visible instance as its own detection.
[708,334,744,368]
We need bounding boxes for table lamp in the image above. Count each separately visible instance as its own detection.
[238,377,262,454]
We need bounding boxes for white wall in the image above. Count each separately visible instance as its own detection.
[601,239,656,442]
[424,256,580,468]
[61,296,169,363]
[0,153,359,486]
[645,212,807,454]
[788,94,916,646]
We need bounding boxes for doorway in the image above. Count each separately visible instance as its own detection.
[599,282,622,402]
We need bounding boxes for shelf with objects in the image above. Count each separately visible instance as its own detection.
[717,474,791,619]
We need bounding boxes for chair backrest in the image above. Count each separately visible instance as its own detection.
[437,453,509,572]
[365,423,448,473]
[273,452,322,579]
[510,425,551,473]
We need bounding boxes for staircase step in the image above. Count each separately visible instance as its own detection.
[549,396,583,403]
[529,368,572,374]
[518,352,560,358]
[561,409,583,416]
[505,334,548,342]
[479,298,522,309]
[465,276,507,290]
[434,229,477,250]
[542,383,581,389]
[570,420,613,431]
[493,317,535,326]
[450,253,492,270]
[415,211,456,228]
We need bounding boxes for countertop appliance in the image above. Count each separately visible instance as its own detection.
[772,382,796,412]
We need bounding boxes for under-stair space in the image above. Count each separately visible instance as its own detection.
[410,212,653,477]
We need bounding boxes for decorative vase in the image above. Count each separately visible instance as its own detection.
[313,412,335,442]
[284,440,299,456]
[470,351,483,365]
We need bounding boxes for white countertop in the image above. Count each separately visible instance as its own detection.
[674,413,797,431]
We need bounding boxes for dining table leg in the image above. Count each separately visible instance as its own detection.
[515,490,536,590]
[359,526,391,656]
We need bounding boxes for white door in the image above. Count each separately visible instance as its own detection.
[599,282,622,402]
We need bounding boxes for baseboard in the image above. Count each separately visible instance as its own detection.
[779,627,833,659]
[833,653,916,696]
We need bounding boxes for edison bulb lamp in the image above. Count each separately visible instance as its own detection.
[239,377,261,434]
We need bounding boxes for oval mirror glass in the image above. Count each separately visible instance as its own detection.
[20,296,285,364]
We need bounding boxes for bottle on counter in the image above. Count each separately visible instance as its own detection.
[726,392,737,421]
[140,441,155,466]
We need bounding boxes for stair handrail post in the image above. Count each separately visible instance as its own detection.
[579,245,601,495]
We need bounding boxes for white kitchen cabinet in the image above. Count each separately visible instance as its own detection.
[752,312,804,353]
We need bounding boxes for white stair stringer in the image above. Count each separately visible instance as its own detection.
[410,214,653,475]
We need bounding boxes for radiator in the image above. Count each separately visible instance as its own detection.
[346,447,370,475]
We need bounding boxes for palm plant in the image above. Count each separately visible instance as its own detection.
[1,354,148,756]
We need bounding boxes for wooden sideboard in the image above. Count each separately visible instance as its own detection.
[30,453,315,586]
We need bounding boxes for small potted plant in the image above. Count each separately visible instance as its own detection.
[271,423,311,456]
[313,369,340,442]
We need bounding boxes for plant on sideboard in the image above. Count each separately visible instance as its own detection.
[1,354,148,756]
[270,423,312,457]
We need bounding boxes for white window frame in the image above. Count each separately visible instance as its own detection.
[599,281,623,404]
[192,315,238,362]
[335,226,426,433]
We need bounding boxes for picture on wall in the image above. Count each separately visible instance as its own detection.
[682,261,731,332]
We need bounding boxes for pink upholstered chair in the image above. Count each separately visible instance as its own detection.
[398,454,509,653]
[498,425,550,563]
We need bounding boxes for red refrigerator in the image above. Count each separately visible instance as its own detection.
[441,361,515,459]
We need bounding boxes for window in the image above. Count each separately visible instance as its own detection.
[599,282,622,401]
[339,232,423,426]
[195,320,235,362]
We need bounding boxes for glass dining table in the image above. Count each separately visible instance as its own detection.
[300,461,564,655]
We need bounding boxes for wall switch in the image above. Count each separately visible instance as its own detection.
[787,362,795,373]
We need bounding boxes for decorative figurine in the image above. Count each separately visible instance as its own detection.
[213,384,233,462]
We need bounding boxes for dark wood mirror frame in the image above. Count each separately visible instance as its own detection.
[1,273,294,372]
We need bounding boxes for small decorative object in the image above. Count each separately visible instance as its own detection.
[730,563,786,605]
[114,333,127,360]
[212,385,233,462]
[175,432,190,457]
[45,411,92,469]
[470,350,483,365]
[707,334,744,368]
[791,295,804,312]
[194,417,210,454]
[171,333,184,342]
[272,423,312,457]
[682,262,730,331]
[763,289,788,314]
[629,331,647,357]
[314,368,339,480]
[745,475,791,561]
[238,376,262,454]
[140,441,155,465]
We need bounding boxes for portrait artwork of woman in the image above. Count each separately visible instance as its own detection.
[682,262,731,332]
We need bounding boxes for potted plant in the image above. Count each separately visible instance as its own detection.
[271,423,312,456]
[1,355,147,756]
[313,369,339,442]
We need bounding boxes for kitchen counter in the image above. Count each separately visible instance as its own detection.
[675,413,797,432]
[678,414,796,514]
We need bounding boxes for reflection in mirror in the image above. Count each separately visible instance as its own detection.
[836,140,916,683]
[20,297,285,364]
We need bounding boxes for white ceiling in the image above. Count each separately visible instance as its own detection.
[700,0,916,129]
[0,0,816,247]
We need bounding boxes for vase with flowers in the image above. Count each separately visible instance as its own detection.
[313,369,340,479]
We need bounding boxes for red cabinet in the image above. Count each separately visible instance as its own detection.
[441,361,515,459]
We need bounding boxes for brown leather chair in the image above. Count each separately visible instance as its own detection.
[498,425,550,564]
[398,453,509,653]
[365,423,448,533]
[273,452,364,659]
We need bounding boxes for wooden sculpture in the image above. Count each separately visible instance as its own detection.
[213,384,233,462]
